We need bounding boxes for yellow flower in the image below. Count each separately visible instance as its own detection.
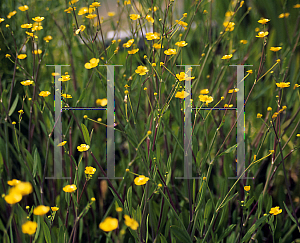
[90,2,101,7]
[124,0,131,5]
[18,109,24,114]
[123,39,134,48]
[7,179,21,186]
[164,49,177,55]
[86,14,97,19]
[175,41,188,47]
[61,94,72,98]
[7,11,17,19]
[199,95,213,104]
[99,217,118,232]
[244,186,250,191]
[240,40,248,44]
[4,191,22,205]
[85,58,99,69]
[221,54,233,60]
[21,80,34,86]
[175,20,188,27]
[21,23,32,29]
[255,27,260,32]
[223,21,235,31]
[64,7,76,13]
[175,90,189,99]
[153,43,162,49]
[151,63,156,67]
[247,70,253,74]
[22,221,37,235]
[85,166,96,175]
[134,175,149,185]
[14,182,33,196]
[69,0,79,4]
[276,82,290,88]
[39,91,51,97]
[33,49,42,55]
[257,113,263,118]
[43,35,53,42]
[32,16,44,22]
[145,32,160,40]
[91,197,96,201]
[256,31,269,38]
[135,66,149,76]
[33,205,50,216]
[270,47,282,52]
[294,4,300,8]
[0,18,4,23]
[147,131,152,135]
[57,141,67,146]
[269,206,282,215]
[63,184,77,193]
[130,14,140,20]
[128,48,139,54]
[58,75,71,82]
[297,134,300,137]
[5,54,11,58]
[96,98,108,106]
[77,144,90,152]
[108,12,115,17]
[124,215,139,230]
[51,207,59,211]
[200,89,209,94]
[258,18,270,24]
[146,15,154,23]
[17,54,27,59]
[278,13,290,18]
[267,107,272,111]
[294,84,299,89]
[116,207,123,212]
[176,72,195,81]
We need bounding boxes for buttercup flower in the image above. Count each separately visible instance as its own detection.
[85,58,99,69]
[199,95,213,104]
[90,2,101,7]
[221,54,233,60]
[270,47,282,52]
[33,49,42,55]
[86,14,97,19]
[22,221,37,235]
[19,5,29,11]
[240,40,248,44]
[21,23,32,28]
[278,13,290,18]
[257,113,263,118]
[0,18,4,23]
[164,49,177,55]
[276,82,290,88]
[7,179,21,186]
[77,144,90,152]
[5,191,22,205]
[57,141,67,146]
[176,72,195,81]
[99,217,118,232]
[85,166,96,175]
[64,7,76,13]
[21,80,34,86]
[146,15,154,23]
[256,31,269,38]
[61,94,72,98]
[244,186,250,191]
[176,20,188,28]
[269,206,282,215]
[116,207,123,212]
[32,16,44,22]
[128,48,139,54]
[200,89,209,94]
[175,41,188,47]
[5,54,11,58]
[17,54,27,59]
[96,98,108,106]
[7,11,17,19]
[63,184,77,193]
[44,35,53,42]
[134,175,149,185]
[58,75,71,82]
[175,91,189,99]
[145,32,160,40]
[51,207,59,211]
[39,91,51,97]
[107,12,115,17]
[75,25,86,34]
[223,21,235,31]
[247,70,253,74]
[123,39,134,48]
[124,215,139,230]
[130,14,140,20]
[258,18,270,24]
[135,66,149,76]
[153,43,162,49]
[33,205,50,216]
[294,4,300,8]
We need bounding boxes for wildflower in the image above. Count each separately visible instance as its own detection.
[25,31,34,37]
[6,24,9,27]
[63,184,77,193]
[256,31,269,38]
[145,15,154,23]
[258,18,270,24]
[130,14,140,20]
[223,21,235,31]
[247,70,253,74]
[154,92,157,96]
[86,14,97,19]
[58,75,70,82]
[22,221,37,235]
[269,206,282,215]
[164,49,177,55]
[31,23,43,32]
[18,110,24,115]
[153,43,162,49]
[21,80,34,86]
[276,59,281,63]
[240,1,244,7]
[124,0,131,5]
[128,48,139,54]
[21,23,32,28]
[0,18,4,23]
[200,89,209,94]
[33,49,42,55]
[221,96,224,100]
[75,25,86,34]
[151,63,156,67]
[85,166,96,175]
[267,107,272,111]
[91,197,96,201]
[294,84,299,89]
[123,39,134,48]
[124,215,139,230]
[257,113,263,118]
[145,32,160,40]
[126,168,130,172]
[33,205,50,216]
[43,35,53,42]
[7,11,17,19]
[135,66,149,76]
[17,54,27,59]
[175,20,188,28]
[85,58,99,69]
[270,47,282,52]
[5,54,11,58]
[294,4,300,8]
[176,72,195,81]
[108,12,115,17]
[278,13,290,18]
[18,5,29,11]
[99,217,118,232]
[134,175,149,185]
[221,54,233,60]
[282,106,287,110]
[297,134,300,137]
[51,207,59,211]
[96,98,107,106]
[276,82,290,88]
[7,179,21,186]
[160,62,164,66]
[32,16,44,22]
[57,141,67,146]
[175,91,189,99]
[240,40,248,44]
[147,131,152,135]
[83,115,88,119]
[199,95,213,104]
[77,144,90,152]
[175,41,188,47]
[39,91,51,97]
[272,112,278,119]
[244,186,250,191]
[78,7,88,15]
[158,183,163,187]
[64,7,76,13]
[61,94,72,98]
[116,207,123,212]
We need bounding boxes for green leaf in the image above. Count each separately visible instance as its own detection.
[8,94,19,116]
[283,201,297,224]
[42,221,52,243]
[0,152,3,176]
[81,123,90,145]
[244,197,255,209]
[218,144,237,157]
[217,224,236,242]
[33,148,41,178]
[127,186,132,214]
[170,225,193,243]
[108,187,123,210]
[159,234,168,243]
[241,216,268,242]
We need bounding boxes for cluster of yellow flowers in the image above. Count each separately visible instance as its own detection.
[5,180,32,204]
[99,214,139,232]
